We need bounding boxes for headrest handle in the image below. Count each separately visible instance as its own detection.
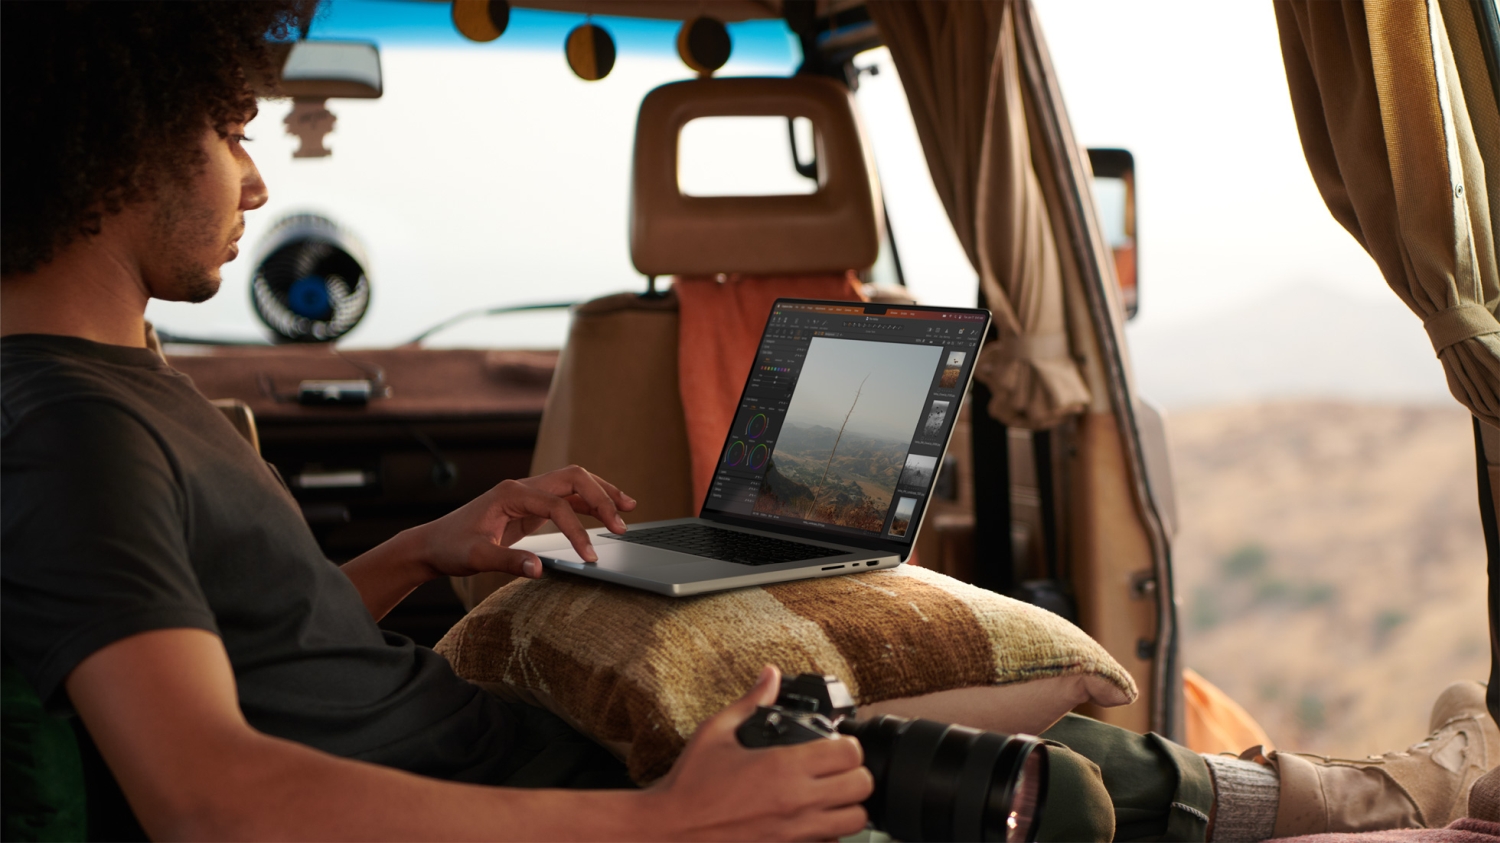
[630,76,883,277]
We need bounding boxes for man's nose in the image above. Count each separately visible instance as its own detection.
[241,161,269,211]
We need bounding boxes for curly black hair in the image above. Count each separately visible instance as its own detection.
[1,0,317,276]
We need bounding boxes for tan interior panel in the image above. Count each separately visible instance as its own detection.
[1070,411,1158,733]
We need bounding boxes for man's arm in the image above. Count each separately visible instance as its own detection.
[69,629,871,841]
[340,466,636,621]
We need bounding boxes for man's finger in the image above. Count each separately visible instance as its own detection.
[560,467,626,534]
[789,734,865,778]
[526,488,598,563]
[804,763,874,807]
[464,545,543,579]
[737,664,781,709]
[585,471,637,513]
[800,805,870,841]
[530,466,627,534]
[698,665,780,738]
[531,465,630,519]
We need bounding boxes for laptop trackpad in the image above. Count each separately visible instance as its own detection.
[541,540,693,570]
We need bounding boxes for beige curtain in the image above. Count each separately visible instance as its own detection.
[869,0,1090,429]
[1275,0,1500,426]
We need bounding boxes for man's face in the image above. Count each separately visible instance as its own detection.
[139,119,268,303]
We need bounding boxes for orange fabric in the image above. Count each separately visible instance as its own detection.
[1183,667,1275,755]
[675,272,866,510]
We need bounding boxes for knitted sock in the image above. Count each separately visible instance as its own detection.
[1202,753,1280,841]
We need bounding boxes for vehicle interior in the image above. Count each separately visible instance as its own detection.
[156,0,1500,743]
[9,0,1499,835]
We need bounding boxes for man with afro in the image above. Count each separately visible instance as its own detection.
[0,3,872,839]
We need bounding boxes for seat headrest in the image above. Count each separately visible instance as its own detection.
[629,76,883,277]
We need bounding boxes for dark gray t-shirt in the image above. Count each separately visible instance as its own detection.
[1,335,516,783]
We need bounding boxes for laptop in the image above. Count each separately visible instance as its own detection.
[519,298,992,596]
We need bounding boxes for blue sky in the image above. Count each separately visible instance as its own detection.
[307,0,800,64]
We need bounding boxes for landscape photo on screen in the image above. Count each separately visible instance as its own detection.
[754,337,943,532]
[888,495,919,537]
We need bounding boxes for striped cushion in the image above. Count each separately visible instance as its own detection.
[435,565,1136,783]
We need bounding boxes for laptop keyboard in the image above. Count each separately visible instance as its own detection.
[602,524,842,566]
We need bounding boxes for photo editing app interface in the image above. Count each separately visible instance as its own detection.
[704,302,986,544]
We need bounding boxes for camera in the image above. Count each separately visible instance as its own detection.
[736,674,1048,843]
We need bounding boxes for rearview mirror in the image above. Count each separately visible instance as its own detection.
[263,40,383,99]
[1087,148,1137,319]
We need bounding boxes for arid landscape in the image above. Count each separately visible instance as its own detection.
[753,422,907,531]
[1170,400,1490,758]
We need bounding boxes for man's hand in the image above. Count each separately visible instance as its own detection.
[644,666,874,841]
[342,465,636,620]
[416,464,636,579]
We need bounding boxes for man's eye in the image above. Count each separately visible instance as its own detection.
[231,133,253,143]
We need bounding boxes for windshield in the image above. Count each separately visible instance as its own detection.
[145,0,800,347]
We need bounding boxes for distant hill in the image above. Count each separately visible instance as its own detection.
[1126,285,1451,409]
[1168,401,1488,757]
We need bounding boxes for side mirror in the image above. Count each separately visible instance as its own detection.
[1087,148,1137,320]
[262,40,383,99]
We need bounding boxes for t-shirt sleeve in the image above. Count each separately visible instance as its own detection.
[2,399,218,709]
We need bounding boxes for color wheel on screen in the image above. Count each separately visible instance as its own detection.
[745,413,768,439]
[725,441,747,466]
[749,443,769,470]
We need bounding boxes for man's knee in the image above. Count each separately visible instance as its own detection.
[1035,742,1115,843]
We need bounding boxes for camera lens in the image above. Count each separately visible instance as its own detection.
[842,715,1048,843]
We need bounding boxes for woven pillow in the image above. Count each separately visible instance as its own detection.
[435,565,1136,783]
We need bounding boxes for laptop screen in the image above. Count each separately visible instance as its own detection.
[701,299,991,552]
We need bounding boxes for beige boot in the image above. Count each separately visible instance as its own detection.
[1262,681,1499,835]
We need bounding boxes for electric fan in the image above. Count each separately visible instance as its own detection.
[250,214,371,342]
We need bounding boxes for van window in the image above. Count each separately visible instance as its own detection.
[143,1,799,349]
[853,48,977,308]
[1036,0,1486,758]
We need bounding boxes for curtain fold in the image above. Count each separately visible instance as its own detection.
[1275,0,1500,426]
[869,0,1090,429]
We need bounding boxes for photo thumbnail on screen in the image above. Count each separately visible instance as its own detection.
[888,495,919,537]
[754,337,942,533]
[921,399,951,439]
[898,453,938,488]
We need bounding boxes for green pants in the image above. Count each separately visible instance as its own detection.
[1037,714,1214,842]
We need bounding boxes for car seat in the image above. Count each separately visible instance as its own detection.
[453,75,909,609]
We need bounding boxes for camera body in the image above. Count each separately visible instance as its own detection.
[737,674,1048,843]
[736,672,857,747]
